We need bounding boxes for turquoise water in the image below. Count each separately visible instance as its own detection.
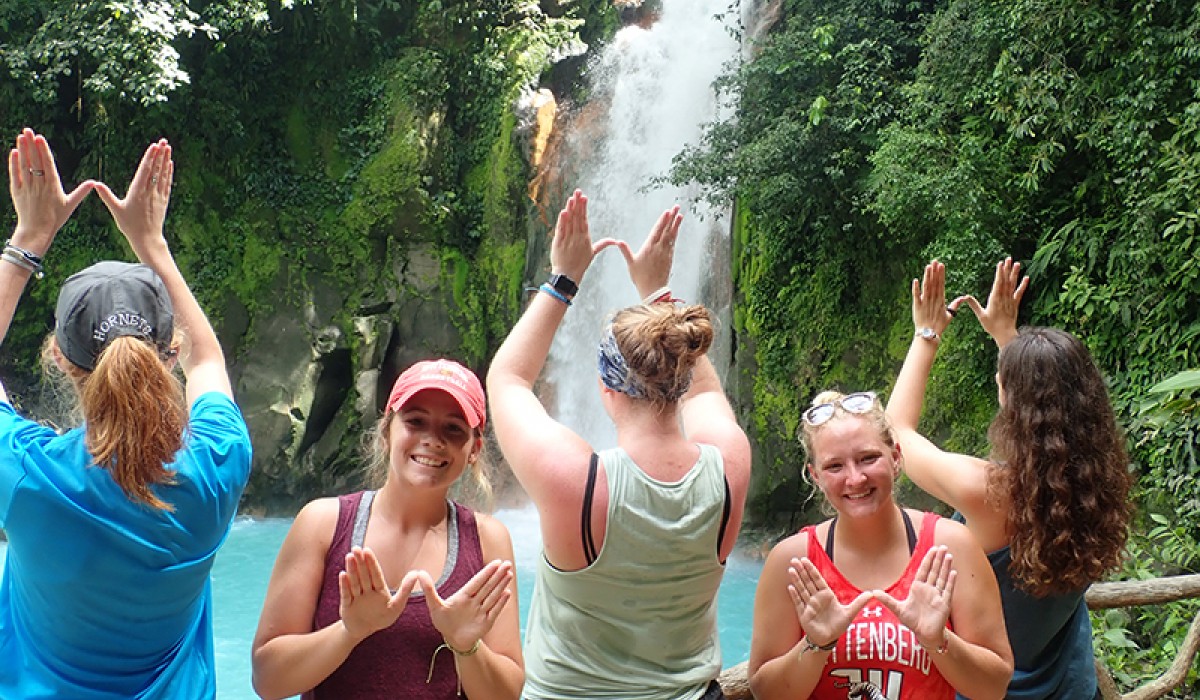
[2,506,763,699]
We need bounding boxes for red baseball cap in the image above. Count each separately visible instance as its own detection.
[385,359,486,429]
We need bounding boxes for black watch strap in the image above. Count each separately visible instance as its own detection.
[548,273,578,298]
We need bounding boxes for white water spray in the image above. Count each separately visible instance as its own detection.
[545,0,741,446]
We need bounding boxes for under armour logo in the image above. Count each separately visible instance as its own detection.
[860,606,883,618]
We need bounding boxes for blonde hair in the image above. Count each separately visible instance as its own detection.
[363,411,494,507]
[798,390,895,463]
[798,390,897,515]
[609,303,714,410]
[43,335,186,511]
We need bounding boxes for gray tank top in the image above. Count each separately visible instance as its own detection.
[522,444,727,700]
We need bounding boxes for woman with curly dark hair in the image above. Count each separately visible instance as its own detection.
[886,258,1133,700]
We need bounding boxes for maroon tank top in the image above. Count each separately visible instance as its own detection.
[304,491,485,699]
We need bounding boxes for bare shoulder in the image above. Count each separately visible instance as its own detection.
[287,496,341,550]
[931,514,973,545]
[930,514,992,565]
[474,511,516,560]
[763,528,812,572]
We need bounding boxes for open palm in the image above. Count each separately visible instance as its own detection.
[415,559,514,652]
[337,547,418,642]
[788,557,873,648]
[873,545,954,650]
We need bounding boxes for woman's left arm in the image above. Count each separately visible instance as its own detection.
[938,520,1013,698]
[898,520,1014,699]
[94,140,231,402]
[419,514,524,700]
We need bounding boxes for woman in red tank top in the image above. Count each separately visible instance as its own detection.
[748,391,1012,700]
[251,360,524,699]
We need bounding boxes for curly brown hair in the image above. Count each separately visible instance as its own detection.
[988,327,1133,596]
[609,303,714,410]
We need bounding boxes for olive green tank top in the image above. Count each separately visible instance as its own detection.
[522,444,727,700]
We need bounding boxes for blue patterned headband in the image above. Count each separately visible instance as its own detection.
[597,325,646,399]
[597,323,696,402]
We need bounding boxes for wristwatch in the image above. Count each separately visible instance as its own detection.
[916,327,939,342]
[547,273,578,299]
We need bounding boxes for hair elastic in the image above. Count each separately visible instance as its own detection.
[427,639,481,696]
[640,285,682,305]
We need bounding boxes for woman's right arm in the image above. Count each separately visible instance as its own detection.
[486,190,607,566]
[748,535,873,699]
[251,499,356,700]
[886,261,993,520]
[748,537,822,700]
[1,129,92,394]
[93,139,230,403]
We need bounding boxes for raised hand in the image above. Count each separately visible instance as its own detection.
[337,547,418,643]
[607,205,683,299]
[8,128,94,255]
[873,545,955,652]
[911,260,954,340]
[93,139,174,257]
[788,557,874,649]
[414,560,514,652]
[950,257,1029,347]
[549,189,618,284]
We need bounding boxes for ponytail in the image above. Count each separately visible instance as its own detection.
[78,336,187,511]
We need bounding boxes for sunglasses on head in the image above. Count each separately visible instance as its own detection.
[802,391,878,426]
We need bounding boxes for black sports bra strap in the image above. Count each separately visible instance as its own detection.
[825,509,915,564]
[901,508,917,554]
[716,476,732,560]
[825,516,838,562]
[582,453,599,566]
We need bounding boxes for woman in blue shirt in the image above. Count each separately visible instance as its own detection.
[0,129,252,698]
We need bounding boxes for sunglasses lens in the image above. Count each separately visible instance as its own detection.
[842,393,875,414]
[803,404,835,426]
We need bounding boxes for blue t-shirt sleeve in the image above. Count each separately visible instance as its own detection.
[0,401,60,527]
[184,392,253,494]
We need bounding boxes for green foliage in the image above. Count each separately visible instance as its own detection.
[672,0,940,491]
[445,237,526,366]
[677,0,1199,691]
[0,1,271,106]
[1091,511,1199,692]
[0,0,600,507]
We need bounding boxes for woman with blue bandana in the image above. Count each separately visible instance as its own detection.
[488,189,752,700]
[0,131,251,698]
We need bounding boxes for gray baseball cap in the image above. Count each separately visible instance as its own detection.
[54,261,174,371]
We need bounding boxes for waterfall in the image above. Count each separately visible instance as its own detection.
[543,0,741,446]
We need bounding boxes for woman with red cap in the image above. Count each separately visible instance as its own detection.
[252,359,523,699]
[0,130,252,699]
